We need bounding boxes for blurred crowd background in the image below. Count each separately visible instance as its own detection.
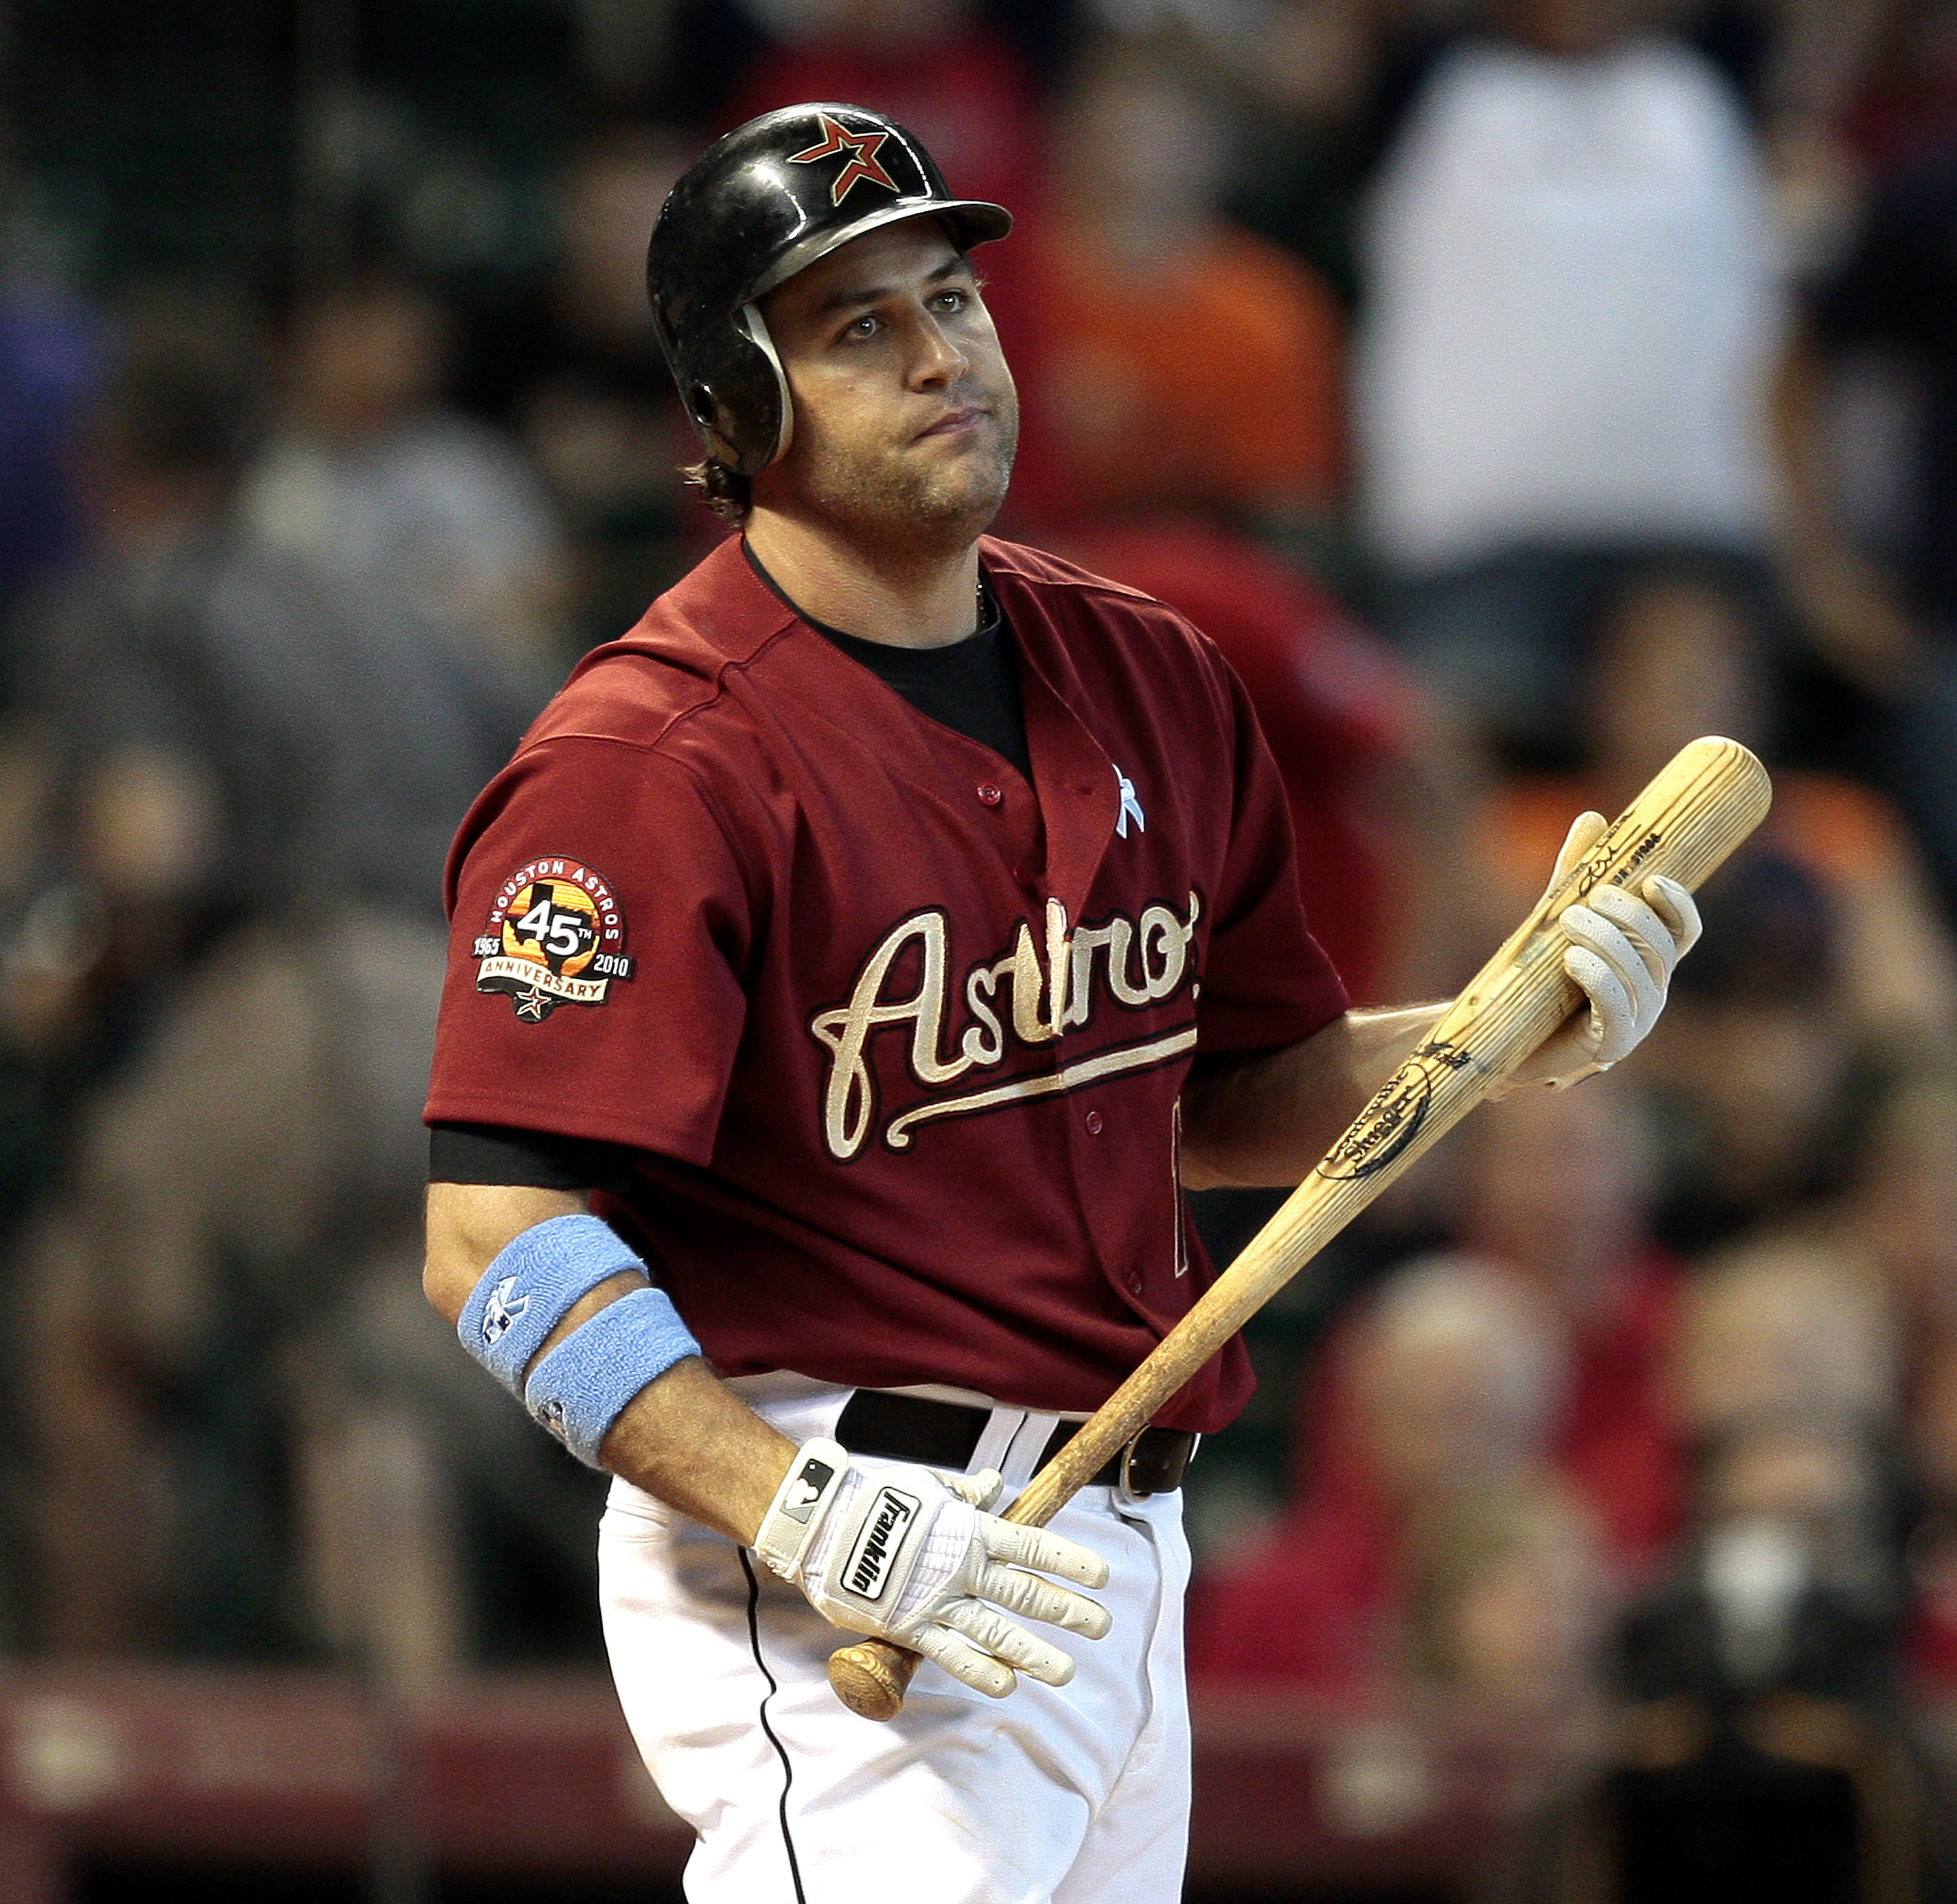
[4,0,1957,1893]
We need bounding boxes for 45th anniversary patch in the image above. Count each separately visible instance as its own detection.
[474,858,634,1022]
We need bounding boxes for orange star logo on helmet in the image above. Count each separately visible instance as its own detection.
[787,113,900,206]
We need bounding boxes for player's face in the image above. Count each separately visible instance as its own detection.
[755,218,1018,549]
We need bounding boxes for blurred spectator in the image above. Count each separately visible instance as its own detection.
[1402,1477,1609,1713]
[1621,1412,1905,1714]
[1840,1072,1957,1338]
[7,305,552,1671]
[243,268,569,689]
[20,303,536,950]
[1913,1501,1957,1691]
[1641,860,1870,1251]
[4,299,275,1038]
[1838,0,1957,184]
[1684,0,1890,278]
[1812,130,1957,917]
[1794,1071,1957,1695]
[0,127,101,663]
[1463,1074,1686,1567]
[1188,1253,1569,1695]
[1009,38,1346,536]
[1565,1413,1929,1904]
[1317,1074,1686,1577]
[1673,1231,1900,1432]
[509,126,702,648]
[1219,0,1404,306]
[1581,559,1772,793]
[1354,0,1785,764]
[1832,1077,1957,1507]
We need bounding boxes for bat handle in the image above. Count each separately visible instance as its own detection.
[828,1636,919,1719]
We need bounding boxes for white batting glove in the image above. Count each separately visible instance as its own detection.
[1501,810,1703,1093]
[753,1438,1110,1699]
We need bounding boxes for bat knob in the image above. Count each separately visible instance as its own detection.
[828,1638,917,1720]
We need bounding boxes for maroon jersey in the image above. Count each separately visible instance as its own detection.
[425,534,1345,1432]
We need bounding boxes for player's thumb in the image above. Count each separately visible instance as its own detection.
[942,1467,1005,1511]
[1547,811,1608,893]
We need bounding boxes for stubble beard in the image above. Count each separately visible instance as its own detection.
[793,391,1020,563]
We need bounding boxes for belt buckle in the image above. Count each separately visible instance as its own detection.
[1115,1434,1151,1505]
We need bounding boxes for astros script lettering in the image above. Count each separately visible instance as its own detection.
[808,892,1204,1160]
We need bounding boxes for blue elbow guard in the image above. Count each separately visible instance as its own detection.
[523,1285,701,1468]
[459,1213,648,1400]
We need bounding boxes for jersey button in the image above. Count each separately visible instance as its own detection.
[1125,1271,1144,1295]
[976,783,1003,807]
[1084,1110,1104,1136]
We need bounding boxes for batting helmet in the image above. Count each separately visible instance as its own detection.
[646,104,1012,476]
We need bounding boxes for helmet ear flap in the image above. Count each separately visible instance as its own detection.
[736,303,793,469]
[687,311,793,475]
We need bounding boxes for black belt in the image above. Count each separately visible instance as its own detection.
[834,1389,1195,1498]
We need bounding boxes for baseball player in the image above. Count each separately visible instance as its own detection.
[421,104,1699,1903]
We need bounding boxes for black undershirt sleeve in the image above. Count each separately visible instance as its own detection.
[429,1121,635,1192]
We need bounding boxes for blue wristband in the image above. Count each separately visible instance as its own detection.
[523,1284,701,1468]
[459,1213,646,1400]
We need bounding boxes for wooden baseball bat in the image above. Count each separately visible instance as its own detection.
[828,734,1772,1721]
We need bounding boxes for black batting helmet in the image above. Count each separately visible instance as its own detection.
[646,104,1012,476]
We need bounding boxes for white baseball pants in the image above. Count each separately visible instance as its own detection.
[598,1374,1192,1904]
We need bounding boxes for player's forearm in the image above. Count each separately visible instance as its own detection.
[1177,1003,1446,1189]
[424,1181,795,1544]
[598,1357,798,1544]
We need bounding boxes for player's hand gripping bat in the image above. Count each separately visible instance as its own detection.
[827,734,1773,1721]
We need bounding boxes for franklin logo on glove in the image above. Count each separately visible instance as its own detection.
[846,1488,920,1599]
